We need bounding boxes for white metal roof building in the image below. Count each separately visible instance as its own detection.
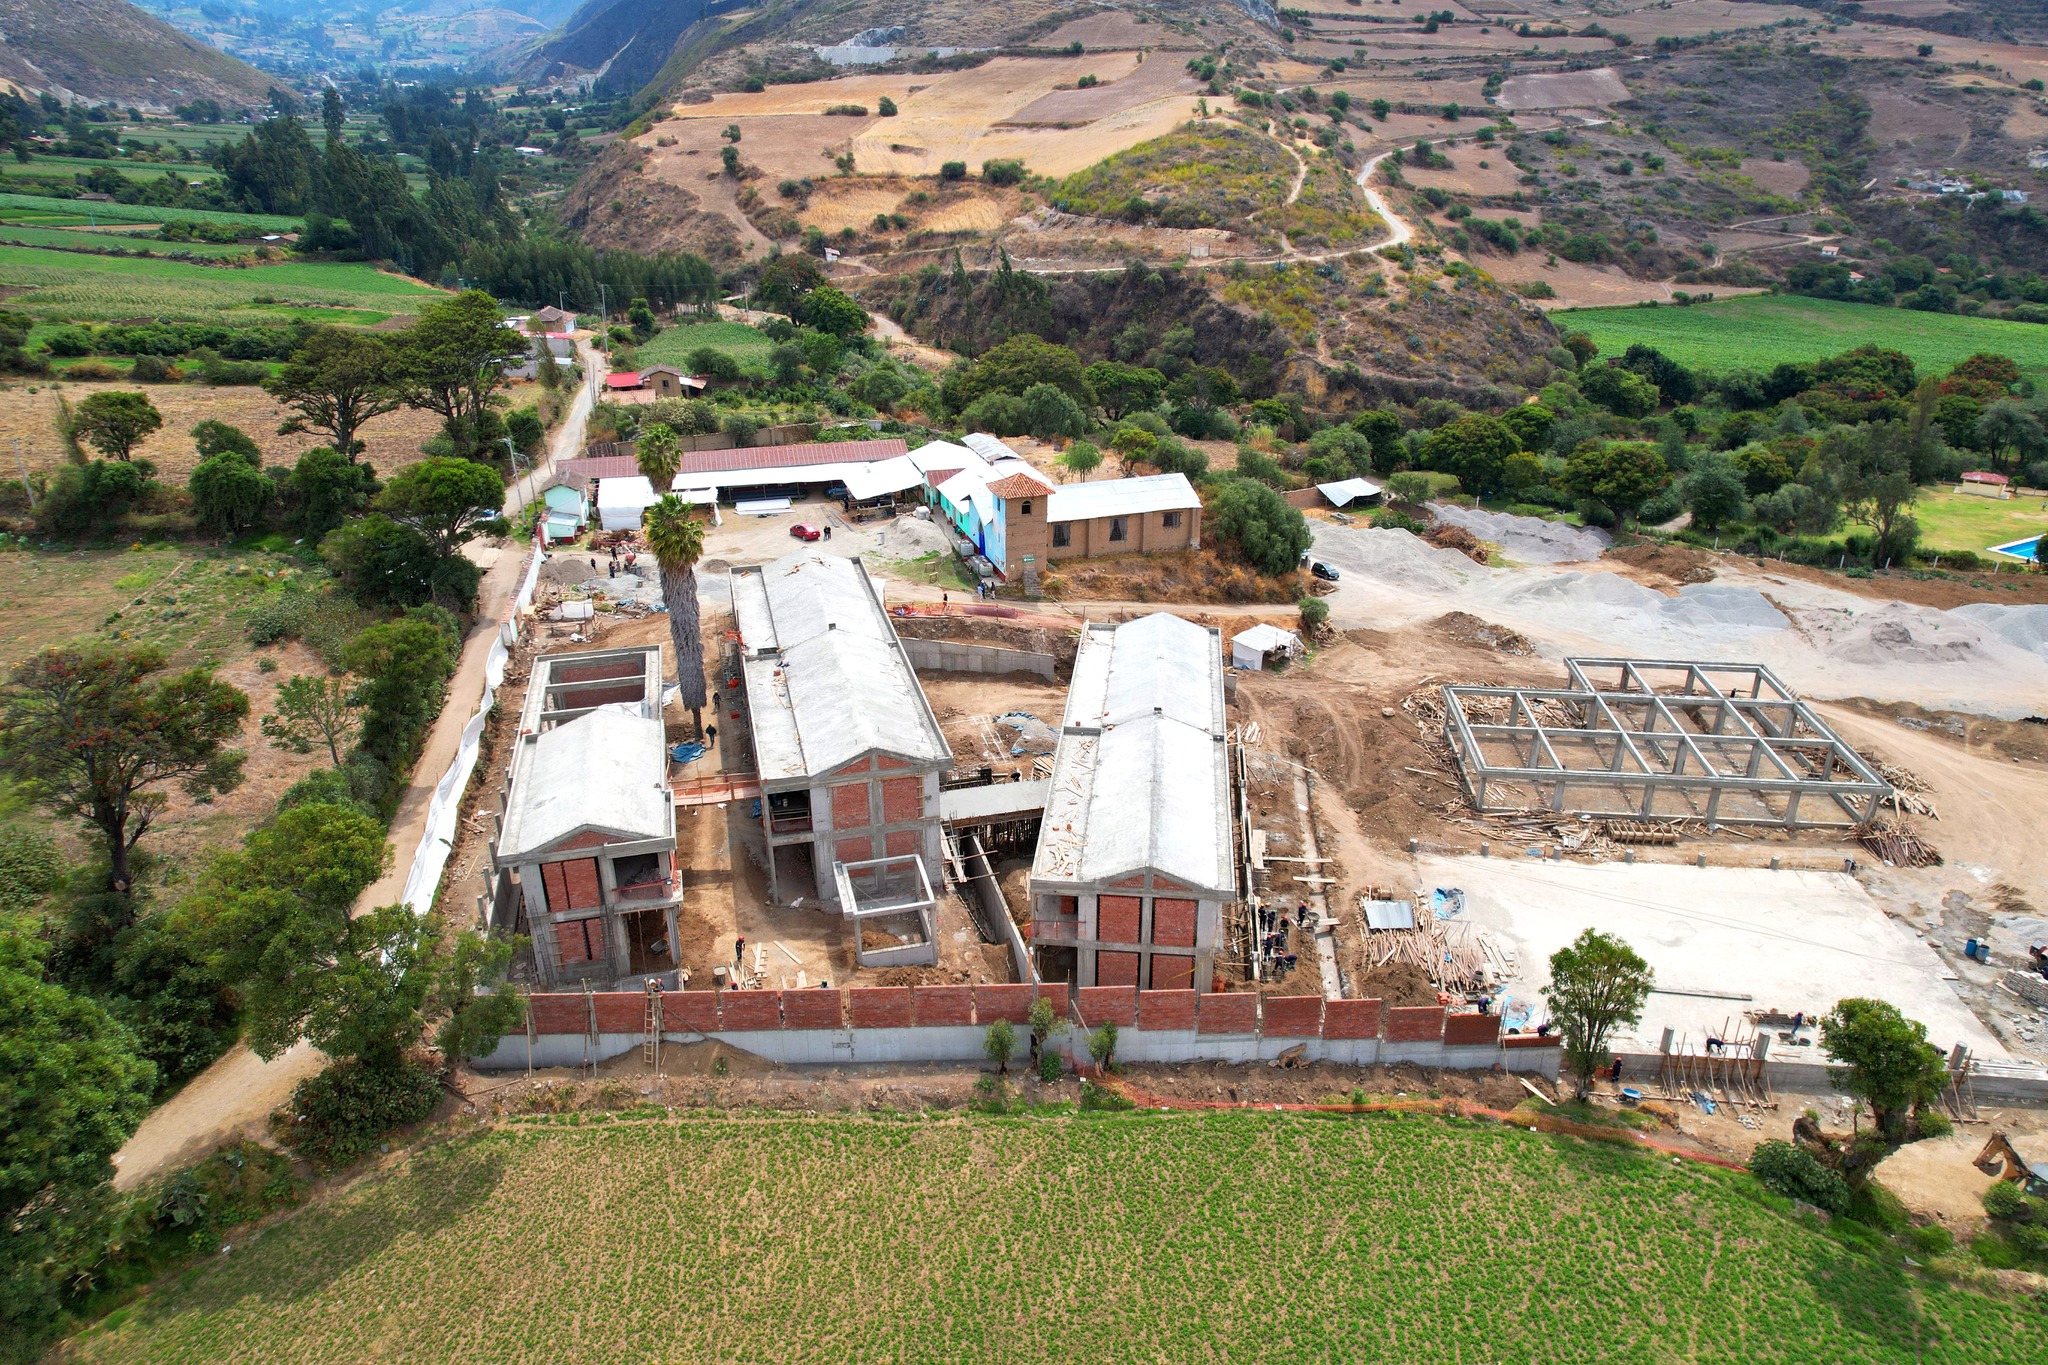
[1030,612,1234,992]
[1046,472,1204,523]
[596,475,662,530]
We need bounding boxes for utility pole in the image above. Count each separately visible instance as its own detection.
[503,436,527,522]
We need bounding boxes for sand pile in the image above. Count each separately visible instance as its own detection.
[1428,504,1612,564]
[1827,603,1998,667]
[1949,603,2048,661]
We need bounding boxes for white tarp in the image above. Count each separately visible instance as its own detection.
[400,543,544,915]
[597,475,662,530]
[1315,477,1383,507]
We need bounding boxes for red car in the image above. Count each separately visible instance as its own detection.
[789,523,823,541]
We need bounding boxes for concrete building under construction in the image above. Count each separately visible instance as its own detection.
[494,645,680,988]
[730,548,953,965]
[1029,612,1236,991]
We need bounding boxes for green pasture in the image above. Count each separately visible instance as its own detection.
[0,192,301,233]
[1553,295,2048,382]
[65,1109,2046,1365]
[0,245,440,323]
[637,319,775,371]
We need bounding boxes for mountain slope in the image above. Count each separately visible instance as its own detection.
[0,0,277,110]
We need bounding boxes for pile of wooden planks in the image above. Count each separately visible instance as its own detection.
[1362,896,1510,995]
[1859,817,1943,868]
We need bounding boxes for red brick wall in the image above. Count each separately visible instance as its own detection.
[1151,898,1198,948]
[875,755,910,769]
[1443,1013,1501,1046]
[1139,989,1197,1031]
[831,782,871,827]
[884,829,919,858]
[881,777,922,823]
[975,984,1036,1024]
[1504,1034,1563,1051]
[1262,995,1323,1038]
[720,991,783,1031]
[1196,991,1257,1035]
[832,757,877,777]
[847,986,914,1028]
[592,993,642,1033]
[1077,985,1137,1027]
[1098,895,1142,943]
[912,984,974,1026]
[1386,1006,1446,1043]
[782,989,844,1030]
[664,991,721,1033]
[1035,983,1071,1017]
[1322,999,1382,1040]
[559,682,644,710]
[1094,950,1140,987]
[552,659,642,684]
[1148,954,1194,991]
[834,835,872,865]
[527,994,583,1033]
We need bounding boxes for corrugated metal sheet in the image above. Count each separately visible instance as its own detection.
[1364,900,1415,931]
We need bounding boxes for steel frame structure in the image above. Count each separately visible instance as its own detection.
[1440,658,1890,829]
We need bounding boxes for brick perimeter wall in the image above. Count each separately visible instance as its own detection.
[1077,985,1138,1027]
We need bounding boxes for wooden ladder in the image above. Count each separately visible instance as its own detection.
[643,978,664,1075]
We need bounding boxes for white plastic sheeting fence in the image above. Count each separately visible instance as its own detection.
[399,545,545,914]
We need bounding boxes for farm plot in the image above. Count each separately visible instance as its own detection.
[1495,66,1631,111]
[0,378,445,481]
[1001,51,1199,126]
[0,246,443,324]
[0,192,299,233]
[636,319,776,372]
[0,224,253,257]
[66,1109,2048,1365]
[1552,295,2048,383]
[1053,125,1298,245]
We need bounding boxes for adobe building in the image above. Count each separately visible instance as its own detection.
[495,645,680,988]
[1029,612,1235,992]
[730,548,954,962]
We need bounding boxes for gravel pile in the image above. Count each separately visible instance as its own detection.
[1426,504,1612,564]
[1949,603,2048,661]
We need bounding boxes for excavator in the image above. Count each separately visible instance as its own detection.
[1974,1132,2048,1198]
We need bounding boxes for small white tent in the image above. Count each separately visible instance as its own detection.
[1230,623,1301,671]
[597,475,662,531]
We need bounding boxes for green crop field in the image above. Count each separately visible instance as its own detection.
[638,319,775,370]
[0,224,252,258]
[1554,296,2048,382]
[13,155,225,182]
[0,245,442,323]
[67,1109,2043,1365]
[0,192,300,233]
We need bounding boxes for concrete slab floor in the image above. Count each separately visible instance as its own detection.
[1416,853,2011,1061]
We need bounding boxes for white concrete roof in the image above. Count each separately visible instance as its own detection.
[1316,477,1382,507]
[1033,612,1232,895]
[596,475,660,510]
[498,705,671,863]
[729,549,951,781]
[843,454,925,501]
[1047,472,1203,523]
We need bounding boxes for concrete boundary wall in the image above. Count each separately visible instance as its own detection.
[902,638,1057,681]
[474,986,1562,1077]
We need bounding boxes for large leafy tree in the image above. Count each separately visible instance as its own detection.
[1421,414,1519,497]
[944,333,1093,413]
[1209,477,1312,577]
[1084,361,1165,421]
[341,615,460,757]
[261,674,364,766]
[266,326,403,460]
[1562,440,1670,523]
[791,285,867,339]
[70,391,162,462]
[286,446,379,538]
[393,291,528,458]
[188,448,271,537]
[1543,928,1654,1099]
[0,648,247,889]
[1823,422,1921,566]
[374,456,506,558]
[642,495,708,733]
[0,938,155,1350]
[1976,400,2047,474]
[1821,998,1949,1143]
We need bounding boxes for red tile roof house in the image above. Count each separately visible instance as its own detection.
[1958,470,2013,499]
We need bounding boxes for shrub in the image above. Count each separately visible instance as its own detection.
[1982,1180,2028,1222]
[940,161,967,181]
[1079,1078,1133,1111]
[1372,507,1429,533]
[1038,1049,1062,1083]
[1749,1139,1850,1216]
[1087,1021,1119,1069]
[282,1056,441,1169]
[0,825,63,912]
[983,159,1027,186]
[1299,596,1329,632]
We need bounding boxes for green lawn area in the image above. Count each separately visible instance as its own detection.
[1913,486,2048,555]
[637,319,775,372]
[1554,295,2048,382]
[65,1109,2044,1365]
[0,245,442,323]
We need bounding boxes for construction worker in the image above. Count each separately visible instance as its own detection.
[2031,944,2048,980]
[734,937,746,969]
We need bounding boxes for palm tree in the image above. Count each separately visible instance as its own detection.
[642,494,708,735]
[635,421,683,489]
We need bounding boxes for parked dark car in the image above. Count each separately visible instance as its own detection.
[1309,560,1340,582]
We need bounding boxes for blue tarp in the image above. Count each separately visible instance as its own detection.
[669,742,708,765]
